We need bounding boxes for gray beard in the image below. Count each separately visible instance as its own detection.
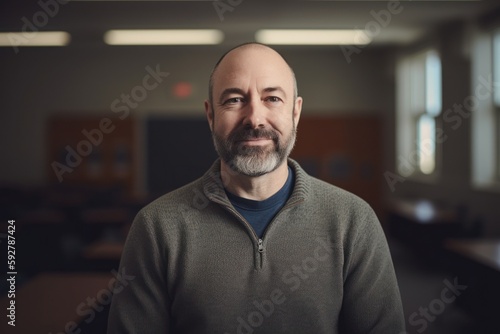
[212,124,296,177]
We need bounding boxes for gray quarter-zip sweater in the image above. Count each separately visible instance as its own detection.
[108,159,405,333]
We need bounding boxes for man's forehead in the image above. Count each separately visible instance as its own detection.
[212,47,294,93]
[213,74,292,99]
[219,71,284,85]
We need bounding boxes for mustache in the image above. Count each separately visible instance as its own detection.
[228,127,279,143]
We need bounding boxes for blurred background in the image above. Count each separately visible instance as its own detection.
[0,0,499,333]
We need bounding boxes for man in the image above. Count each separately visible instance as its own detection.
[108,43,405,333]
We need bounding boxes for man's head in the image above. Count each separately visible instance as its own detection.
[205,43,303,177]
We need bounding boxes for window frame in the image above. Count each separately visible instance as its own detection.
[471,25,500,191]
[494,28,500,181]
[396,48,443,182]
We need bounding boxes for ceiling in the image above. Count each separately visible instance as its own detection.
[1,0,499,47]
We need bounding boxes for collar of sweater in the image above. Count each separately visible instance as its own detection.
[202,158,310,207]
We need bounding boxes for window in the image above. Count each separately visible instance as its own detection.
[471,26,500,189]
[396,49,442,178]
[417,114,436,174]
[494,29,500,179]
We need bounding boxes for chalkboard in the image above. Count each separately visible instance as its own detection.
[147,117,218,194]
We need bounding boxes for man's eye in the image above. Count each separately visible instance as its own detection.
[266,96,282,103]
[224,97,245,105]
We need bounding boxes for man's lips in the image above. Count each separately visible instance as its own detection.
[237,138,272,144]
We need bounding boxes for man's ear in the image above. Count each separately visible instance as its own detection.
[293,96,303,126]
[205,100,214,131]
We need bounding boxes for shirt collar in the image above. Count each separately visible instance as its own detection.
[202,158,310,208]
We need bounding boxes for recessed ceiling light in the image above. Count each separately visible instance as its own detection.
[0,31,71,47]
[255,29,371,45]
[103,29,224,45]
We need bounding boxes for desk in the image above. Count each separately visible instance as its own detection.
[444,238,500,330]
[80,207,131,241]
[19,208,67,227]
[386,199,458,224]
[445,238,500,272]
[81,208,131,225]
[0,272,112,333]
[387,199,461,258]
[16,210,68,273]
[83,241,124,261]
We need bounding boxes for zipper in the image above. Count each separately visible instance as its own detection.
[215,198,305,270]
[258,239,264,253]
[222,205,264,268]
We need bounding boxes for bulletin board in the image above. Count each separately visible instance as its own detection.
[291,115,383,215]
[47,113,137,193]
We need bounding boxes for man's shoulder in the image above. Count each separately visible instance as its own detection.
[307,175,371,211]
[138,177,205,218]
[290,159,375,220]
[298,175,377,231]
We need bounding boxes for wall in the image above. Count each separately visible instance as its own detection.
[0,45,393,187]
[1,22,496,234]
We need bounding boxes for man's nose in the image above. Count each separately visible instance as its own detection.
[242,98,265,129]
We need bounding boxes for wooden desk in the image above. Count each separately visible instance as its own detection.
[443,238,500,330]
[81,208,131,225]
[387,199,461,254]
[0,272,112,333]
[19,208,67,226]
[83,241,124,261]
[386,199,458,224]
[445,238,500,272]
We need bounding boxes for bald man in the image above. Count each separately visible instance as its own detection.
[108,43,405,334]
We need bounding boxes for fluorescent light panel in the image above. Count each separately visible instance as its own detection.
[104,29,224,45]
[255,29,371,45]
[0,31,70,47]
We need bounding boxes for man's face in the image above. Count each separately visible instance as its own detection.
[206,46,302,176]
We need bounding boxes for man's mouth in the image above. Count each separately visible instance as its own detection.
[237,137,272,144]
[241,137,270,141]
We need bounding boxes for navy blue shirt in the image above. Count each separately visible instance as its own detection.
[226,167,294,238]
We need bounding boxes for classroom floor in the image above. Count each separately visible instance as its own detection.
[389,238,483,334]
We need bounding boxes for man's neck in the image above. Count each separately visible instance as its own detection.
[220,160,289,201]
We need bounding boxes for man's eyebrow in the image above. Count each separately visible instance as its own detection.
[218,88,246,104]
[218,86,287,104]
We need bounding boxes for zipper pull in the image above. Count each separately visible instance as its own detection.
[258,239,264,253]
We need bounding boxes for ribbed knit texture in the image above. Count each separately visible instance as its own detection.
[108,159,405,333]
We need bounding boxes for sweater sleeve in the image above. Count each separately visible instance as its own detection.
[338,203,406,333]
[107,210,171,333]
